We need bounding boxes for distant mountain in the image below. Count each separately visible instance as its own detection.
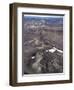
[23,16,63,26]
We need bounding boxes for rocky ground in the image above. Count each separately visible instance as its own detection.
[23,46,63,74]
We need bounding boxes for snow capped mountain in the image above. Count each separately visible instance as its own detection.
[46,47,63,53]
